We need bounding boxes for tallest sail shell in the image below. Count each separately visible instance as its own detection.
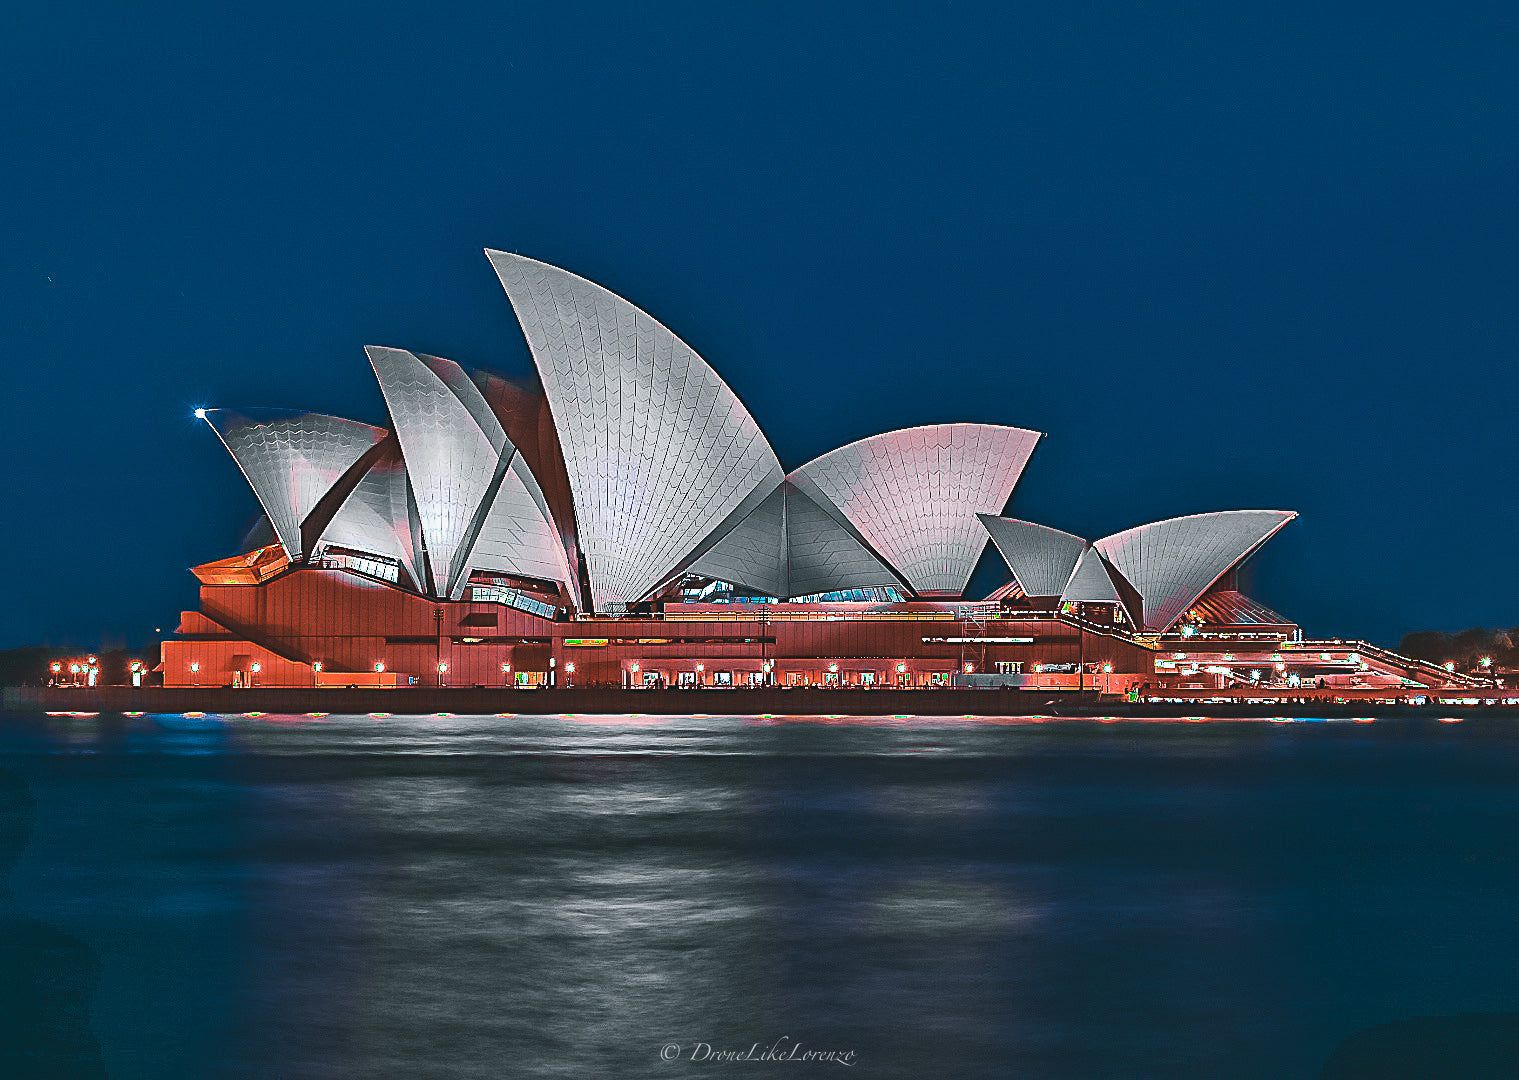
[488,250,783,610]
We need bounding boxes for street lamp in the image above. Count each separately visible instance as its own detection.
[437,661,448,687]
[695,662,704,688]
[501,662,512,686]
[564,661,575,688]
[374,661,385,674]
[189,660,200,687]
[249,661,261,688]
[630,661,640,689]
[312,660,322,688]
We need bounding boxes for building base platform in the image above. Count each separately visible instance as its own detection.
[6,686,1517,719]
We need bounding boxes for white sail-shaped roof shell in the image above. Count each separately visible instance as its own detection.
[367,346,569,598]
[686,481,904,599]
[1093,510,1296,632]
[317,439,424,590]
[368,346,501,596]
[488,250,784,610]
[977,515,1087,598]
[1061,546,1123,604]
[783,482,903,598]
[204,409,386,561]
[463,453,574,592]
[686,483,789,599]
[790,424,1041,595]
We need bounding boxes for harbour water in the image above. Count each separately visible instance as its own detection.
[2,712,1518,1078]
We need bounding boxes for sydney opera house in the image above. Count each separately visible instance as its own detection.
[163,252,1470,697]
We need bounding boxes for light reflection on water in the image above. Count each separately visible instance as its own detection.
[0,712,1517,1078]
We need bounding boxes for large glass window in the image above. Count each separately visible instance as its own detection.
[471,584,558,619]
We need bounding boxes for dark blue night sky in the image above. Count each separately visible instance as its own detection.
[4,3,1516,648]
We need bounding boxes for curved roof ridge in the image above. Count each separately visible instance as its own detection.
[1099,508,1299,536]
[201,408,388,562]
[978,514,1088,598]
[1093,509,1296,632]
[790,423,1043,595]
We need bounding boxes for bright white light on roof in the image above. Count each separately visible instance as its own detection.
[194,407,207,420]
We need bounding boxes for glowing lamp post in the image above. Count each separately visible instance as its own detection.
[437,661,448,687]
[189,661,200,688]
[249,661,261,688]
[564,661,575,688]
[695,662,704,688]
[630,661,640,689]
[312,661,322,688]
[501,662,512,687]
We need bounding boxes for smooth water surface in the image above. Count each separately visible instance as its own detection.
[2,711,1518,1078]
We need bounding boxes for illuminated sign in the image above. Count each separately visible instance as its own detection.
[563,638,609,647]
